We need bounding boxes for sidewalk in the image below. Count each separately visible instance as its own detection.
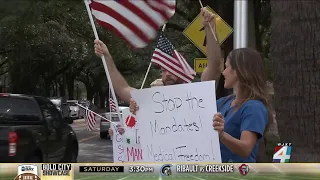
[73,118,85,125]
[72,119,100,131]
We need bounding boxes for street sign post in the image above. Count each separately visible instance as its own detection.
[183,6,233,56]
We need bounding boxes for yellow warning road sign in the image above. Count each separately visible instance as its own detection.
[183,6,233,56]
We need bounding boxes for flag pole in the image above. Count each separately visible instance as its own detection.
[140,24,167,89]
[76,103,118,126]
[108,88,113,140]
[108,87,112,121]
[84,0,122,123]
[198,0,220,90]
[140,63,152,89]
[198,0,218,42]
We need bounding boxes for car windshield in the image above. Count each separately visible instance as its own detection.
[68,102,77,106]
[0,97,40,122]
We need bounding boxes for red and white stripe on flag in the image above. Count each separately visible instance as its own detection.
[82,108,97,131]
[89,0,176,48]
[87,110,97,131]
[151,33,195,83]
[109,97,117,112]
[174,50,196,76]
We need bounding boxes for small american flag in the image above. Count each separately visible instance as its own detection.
[89,0,176,48]
[79,106,97,131]
[109,97,117,112]
[151,33,196,83]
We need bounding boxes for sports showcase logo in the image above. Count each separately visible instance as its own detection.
[160,164,172,176]
[15,165,41,180]
[41,164,73,180]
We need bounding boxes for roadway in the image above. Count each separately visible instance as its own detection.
[71,118,114,162]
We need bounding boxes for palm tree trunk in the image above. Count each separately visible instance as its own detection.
[270,0,320,162]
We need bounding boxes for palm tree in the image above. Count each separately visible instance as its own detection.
[270,0,320,162]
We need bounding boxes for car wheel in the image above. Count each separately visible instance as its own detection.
[70,150,77,163]
[69,118,74,124]
[100,132,108,139]
[67,143,78,163]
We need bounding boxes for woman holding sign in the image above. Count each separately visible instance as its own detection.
[210,48,272,163]
[199,7,271,163]
[129,9,272,163]
[130,42,271,163]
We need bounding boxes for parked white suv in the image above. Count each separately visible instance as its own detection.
[67,100,79,119]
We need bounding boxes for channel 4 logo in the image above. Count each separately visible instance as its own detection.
[273,143,292,163]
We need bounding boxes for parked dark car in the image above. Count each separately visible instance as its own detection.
[0,93,79,163]
[49,97,73,124]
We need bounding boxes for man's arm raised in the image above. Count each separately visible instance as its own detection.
[200,8,222,82]
[94,39,136,103]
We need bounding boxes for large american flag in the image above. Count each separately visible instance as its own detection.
[89,0,176,48]
[79,106,97,131]
[151,33,196,83]
[109,97,117,112]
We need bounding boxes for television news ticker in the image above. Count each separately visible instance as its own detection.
[78,164,243,175]
[13,163,249,179]
[78,164,235,173]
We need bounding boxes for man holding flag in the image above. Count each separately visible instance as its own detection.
[94,7,221,136]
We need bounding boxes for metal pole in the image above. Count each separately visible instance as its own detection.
[233,0,248,95]
[234,0,240,49]
[240,0,248,48]
[233,0,248,49]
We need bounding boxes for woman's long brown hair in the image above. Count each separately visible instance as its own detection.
[227,48,273,134]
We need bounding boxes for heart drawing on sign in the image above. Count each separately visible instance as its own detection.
[125,115,136,128]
